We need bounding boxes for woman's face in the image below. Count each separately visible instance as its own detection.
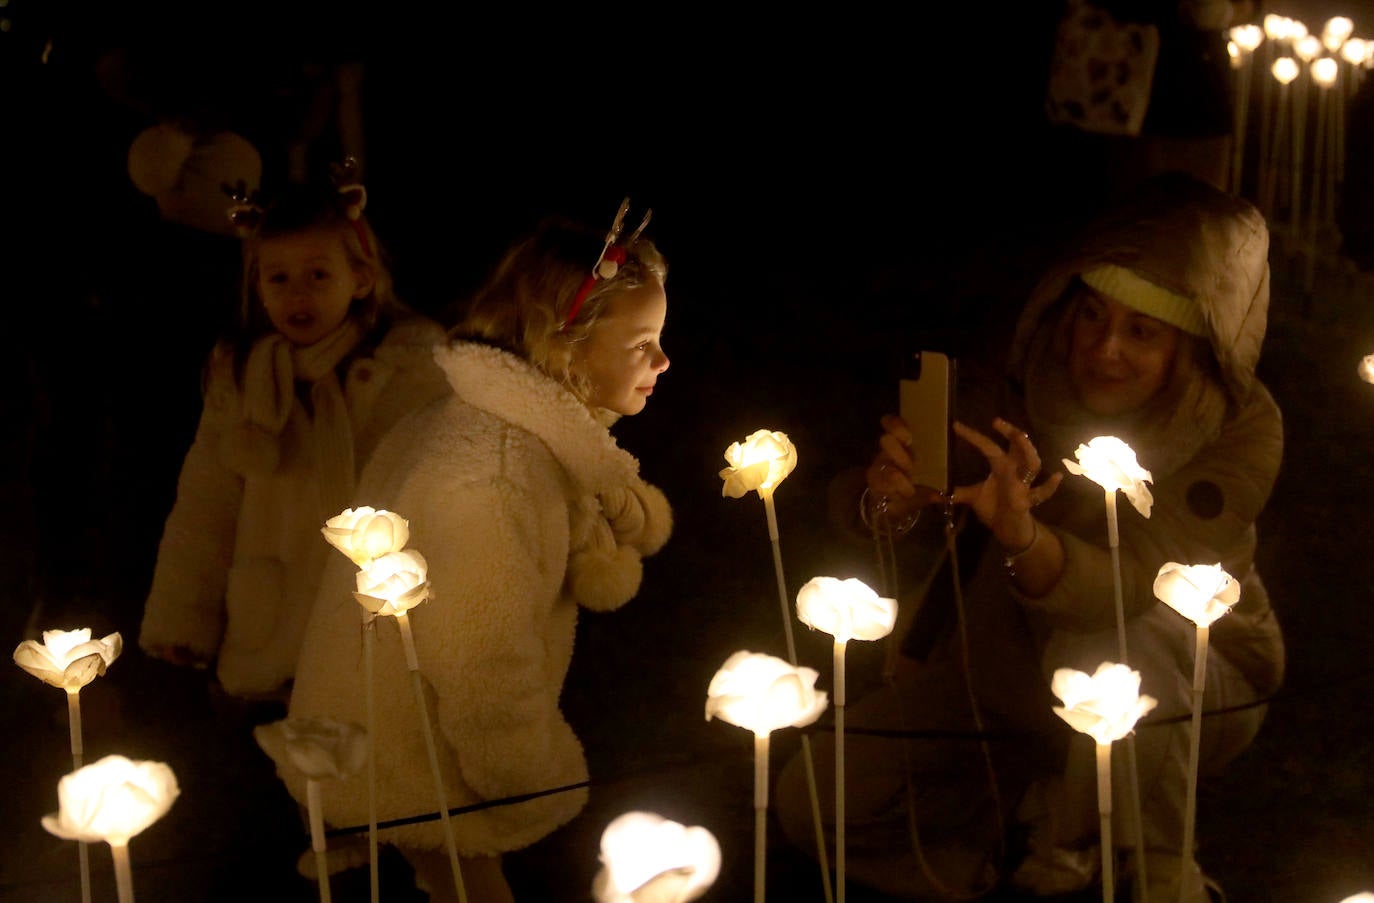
[1068,287,1182,416]
[574,278,670,416]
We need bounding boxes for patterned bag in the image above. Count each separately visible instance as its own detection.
[1045,0,1161,137]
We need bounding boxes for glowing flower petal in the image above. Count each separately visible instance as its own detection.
[1153,562,1240,628]
[13,628,123,691]
[795,576,897,645]
[720,430,797,498]
[41,755,179,845]
[322,506,410,566]
[1063,436,1154,518]
[354,549,430,616]
[592,811,721,903]
[254,717,368,782]
[705,651,828,736]
[1052,662,1157,745]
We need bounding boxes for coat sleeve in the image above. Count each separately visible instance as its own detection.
[138,353,244,660]
[402,437,583,803]
[1020,387,1283,632]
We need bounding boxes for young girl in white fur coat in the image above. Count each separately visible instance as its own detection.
[138,176,449,702]
[271,204,673,901]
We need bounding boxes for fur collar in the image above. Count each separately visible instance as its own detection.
[432,342,642,496]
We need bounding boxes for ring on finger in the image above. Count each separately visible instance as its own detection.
[1021,470,1037,485]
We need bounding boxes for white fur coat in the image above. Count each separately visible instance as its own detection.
[138,317,450,697]
[273,341,672,855]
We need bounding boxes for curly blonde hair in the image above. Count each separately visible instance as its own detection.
[453,215,668,403]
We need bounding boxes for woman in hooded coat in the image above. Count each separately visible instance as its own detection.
[778,172,1282,902]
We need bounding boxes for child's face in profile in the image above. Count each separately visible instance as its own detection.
[574,278,670,416]
[256,228,373,346]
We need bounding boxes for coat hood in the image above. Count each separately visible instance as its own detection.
[1007,173,1270,404]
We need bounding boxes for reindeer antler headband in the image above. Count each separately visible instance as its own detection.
[562,196,653,329]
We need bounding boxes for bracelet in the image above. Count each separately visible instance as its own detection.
[860,487,920,537]
[1001,521,1039,575]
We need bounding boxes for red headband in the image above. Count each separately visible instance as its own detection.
[561,198,651,330]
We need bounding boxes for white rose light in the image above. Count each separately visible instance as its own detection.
[322,506,410,566]
[796,577,896,901]
[1153,562,1240,894]
[255,718,368,903]
[1341,37,1367,66]
[1322,16,1354,52]
[352,545,466,901]
[1051,663,1157,903]
[592,811,721,903]
[718,429,833,902]
[42,755,180,903]
[1062,436,1153,890]
[1359,354,1374,383]
[324,504,414,900]
[706,651,828,903]
[15,627,123,903]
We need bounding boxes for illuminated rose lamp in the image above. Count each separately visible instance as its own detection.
[1258,15,1292,202]
[1307,54,1341,293]
[14,627,123,903]
[719,428,833,903]
[354,548,468,903]
[255,717,369,903]
[1051,664,1157,903]
[1359,354,1374,383]
[592,811,721,903]
[1062,436,1152,892]
[42,755,180,903]
[323,505,410,903]
[1340,894,1374,902]
[705,651,829,903]
[795,577,896,903]
[1262,56,1300,215]
[1322,16,1354,53]
[1228,24,1264,194]
[1153,562,1239,901]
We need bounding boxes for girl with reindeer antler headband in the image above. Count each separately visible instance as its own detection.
[139,162,450,715]
[267,198,673,899]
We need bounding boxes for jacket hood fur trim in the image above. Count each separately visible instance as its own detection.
[434,342,643,496]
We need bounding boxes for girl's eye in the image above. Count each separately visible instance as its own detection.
[266,273,287,284]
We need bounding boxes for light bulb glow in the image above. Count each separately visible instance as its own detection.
[1230,24,1263,52]
[1153,562,1240,628]
[1272,56,1300,83]
[795,576,897,645]
[354,549,430,616]
[1295,35,1323,61]
[1359,354,1374,384]
[1263,13,1289,40]
[704,650,828,736]
[1051,662,1158,745]
[719,429,797,498]
[13,628,123,691]
[1062,436,1154,517]
[42,755,180,845]
[1341,37,1367,65]
[593,811,721,903]
[322,506,410,566]
[1313,56,1339,86]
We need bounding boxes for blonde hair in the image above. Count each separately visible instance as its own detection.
[453,216,667,403]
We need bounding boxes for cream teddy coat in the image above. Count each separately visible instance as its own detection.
[272,341,672,855]
[138,316,449,697]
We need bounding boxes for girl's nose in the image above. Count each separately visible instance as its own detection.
[654,350,670,373]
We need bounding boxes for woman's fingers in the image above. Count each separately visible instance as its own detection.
[1030,472,1064,506]
[952,420,1005,462]
[879,413,914,448]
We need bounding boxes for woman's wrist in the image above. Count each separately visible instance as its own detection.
[1000,518,1040,575]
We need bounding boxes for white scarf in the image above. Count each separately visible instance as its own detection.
[224,319,364,518]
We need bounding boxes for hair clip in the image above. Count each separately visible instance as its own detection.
[328,156,373,256]
[563,197,652,329]
[221,179,263,237]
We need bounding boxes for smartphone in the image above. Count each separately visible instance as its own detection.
[899,350,956,495]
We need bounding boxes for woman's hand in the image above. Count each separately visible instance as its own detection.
[948,418,1063,549]
[863,414,945,526]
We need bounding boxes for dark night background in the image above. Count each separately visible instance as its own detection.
[4,2,1374,901]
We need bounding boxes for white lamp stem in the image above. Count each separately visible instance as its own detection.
[363,618,379,903]
[1104,490,1146,898]
[762,489,834,903]
[398,612,469,903]
[111,840,135,903]
[754,732,770,903]
[1097,742,1114,903]
[67,688,92,903]
[307,780,333,903]
[1180,625,1210,903]
[834,640,847,903]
